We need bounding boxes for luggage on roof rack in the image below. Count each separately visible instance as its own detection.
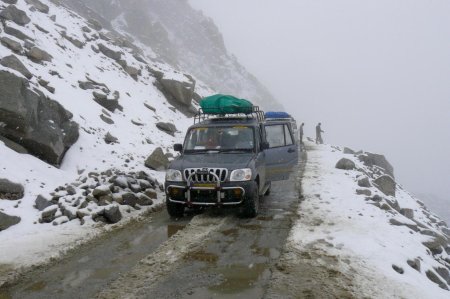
[195,94,264,123]
[200,94,253,114]
[265,111,291,119]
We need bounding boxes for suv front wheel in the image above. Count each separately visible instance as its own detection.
[166,200,185,218]
[241,181,259,218]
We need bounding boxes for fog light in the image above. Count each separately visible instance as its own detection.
[233,189,242,196]
[170,188,180,196]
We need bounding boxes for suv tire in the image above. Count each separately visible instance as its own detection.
[166,200,185,218]
[264,182,271,196]
[242,182,259,218]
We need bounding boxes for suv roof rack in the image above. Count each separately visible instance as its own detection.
[194,106,265,124]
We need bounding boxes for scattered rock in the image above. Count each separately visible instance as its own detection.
[3,23,33,41]
[92,186,111,198]
[159,75,195,107]
[156,122,177,136]
[373,175,396,197]
[0,70,79,166]
[335,158,356,170]
[103,205,122,223]
[93,92,123,112]
[145,147,170,170]
[104,132,118,144]
[0,55,32,79]
[389,218,418,232]
[144,189,157,199]
[61,31,84,49]
[356,189,371,196]
[122,193,138,207]
[97,43,121,61]
[26,46,53,62]
[35,194,52,211]
[392,264,404,274]
[0,5,31,26]
[0,178,24,200]
[0,211,20,231]
[357,177,371,188]
[358,152,395,178]
[144,103,156,112]
[100,114,114,125]
[1,36,23,53]
[40,205,58,223]
[400,208,414,219]
[137,193,153,206]
[407,258,421,272]
[426,270,449,290]
[25,0,49,14]
[343,147,355,154]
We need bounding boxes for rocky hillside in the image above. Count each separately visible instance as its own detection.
[0,0,216,262]
[60,0,281,110]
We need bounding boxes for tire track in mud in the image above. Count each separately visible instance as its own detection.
[98,149,307,299]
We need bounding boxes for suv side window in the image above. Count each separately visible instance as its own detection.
[265,124,285,148]
[284,124,293,145]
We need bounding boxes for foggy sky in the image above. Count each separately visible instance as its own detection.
[190,0,450,202]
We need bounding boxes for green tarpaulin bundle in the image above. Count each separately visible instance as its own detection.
[199,94,253,114]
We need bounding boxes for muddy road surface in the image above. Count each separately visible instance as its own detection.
[1,149,309,299]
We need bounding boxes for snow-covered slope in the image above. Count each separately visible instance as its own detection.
[62,0,282,110]
[0,0,214,279]
[288,142,450,298]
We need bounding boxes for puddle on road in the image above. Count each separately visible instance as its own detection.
[167,224,186,238]
[209,263,269,294]
[220,228,238,237]
[24,281,46,292]
[256,215,274,221]
[237,224,261,230]
[184,250,219,264]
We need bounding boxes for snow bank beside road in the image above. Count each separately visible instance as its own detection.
[291,142,450,298]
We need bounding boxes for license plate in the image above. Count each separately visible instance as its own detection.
[193,183,215,188]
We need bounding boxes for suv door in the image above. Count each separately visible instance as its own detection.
[263,122,298,181]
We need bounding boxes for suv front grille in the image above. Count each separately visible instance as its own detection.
[184,168,228,183]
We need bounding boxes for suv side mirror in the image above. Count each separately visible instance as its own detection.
[174,143,183,152]
[261,142,269,150]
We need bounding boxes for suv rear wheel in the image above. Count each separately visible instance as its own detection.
[241,182,259,218]
[166,200,185,218]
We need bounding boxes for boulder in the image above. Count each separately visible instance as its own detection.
[145,147,169,171]
[122,193,138,207]
[103,205,122,223]
[407,258,421,272]
[156,122,177,136]
[1,36,23,53]
[40,205,58,223]
[358,152,394,178]
[0,178,24,200]
[426,270,449,290]
[400,208,414,219]
[373,175,396,197]
[93,92,123,112]
[104,132,118,144]
[0,211,20,231]
[0,5,31,26]
[335,158,356,170]
[92,186,111,198]
[0,55,32,79]
[0,135,28,154]
[97,43,121,61]
[25,0,49,13]
[137,193,153,206]
[343,147,355,154]
[34,194,52,211]
[356,189,371,196]
[26,46,53,62]
[159,75,195,107]
[357,177,371,188]
[0,70,79,166]
[4,24,33,41]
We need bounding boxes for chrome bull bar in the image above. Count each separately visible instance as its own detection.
[167,170,245,206]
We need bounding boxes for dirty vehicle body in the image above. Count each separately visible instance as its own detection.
[165,108,298,217]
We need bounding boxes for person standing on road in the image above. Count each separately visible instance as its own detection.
[316,122,324,144]
[299,122,304,145]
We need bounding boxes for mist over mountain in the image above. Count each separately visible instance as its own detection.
[62,0,281,110]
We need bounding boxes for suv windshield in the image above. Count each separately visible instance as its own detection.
[184,126,255,153]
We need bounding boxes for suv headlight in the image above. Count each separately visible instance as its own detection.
[230,168,252,181]
[165,169,183,182]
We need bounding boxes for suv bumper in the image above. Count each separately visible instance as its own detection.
[165,181,254,206]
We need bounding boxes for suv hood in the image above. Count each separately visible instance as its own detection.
[170,153,254,170]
